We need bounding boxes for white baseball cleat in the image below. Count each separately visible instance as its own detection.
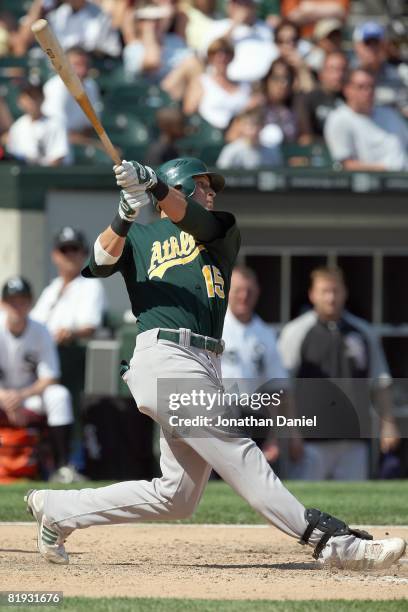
[321,537,406,570]
[24,489,69,565]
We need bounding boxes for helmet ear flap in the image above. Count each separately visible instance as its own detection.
[180,176,197,197]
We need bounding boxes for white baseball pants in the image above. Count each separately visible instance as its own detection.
[288,441,369,481]
[44,329,360,562]
[23,384,73,427]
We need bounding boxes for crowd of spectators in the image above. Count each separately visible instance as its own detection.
[0,0,406,170]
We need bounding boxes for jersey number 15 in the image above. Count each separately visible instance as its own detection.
[202,265,225,299]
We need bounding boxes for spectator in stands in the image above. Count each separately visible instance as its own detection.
[144,107,185,164]
[324,68,408,171]
[94,0,131,30]
[183,38,251,129]
[306,18,344,72]
[298,51,347,142]
[274,20,315,93]
[278,266,400,480]
[204,0,278,82]
[17,0,121,58]
[0,277,80,482]
[255,58,301,147]
[31,227,106,344]
[217,108,281,168]
[122,4,192,81]
[352,21,408,117]
[6,84,70,166]
[0,11,19,56]
[42,46,101,144]
[281,0,349,40]
[222,265,302,465]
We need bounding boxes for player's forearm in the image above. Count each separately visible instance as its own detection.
[288,2,345,24]
[158,186,188,222]
[342,159,386,172]
[19,377,56,401]
[99,226,127,257]
[175,198,225,242]
[373,386,397,424]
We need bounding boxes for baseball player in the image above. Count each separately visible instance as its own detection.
[25,158,405,569]
[0,277,74,477]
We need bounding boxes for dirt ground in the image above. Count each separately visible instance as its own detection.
[1,524,408,600]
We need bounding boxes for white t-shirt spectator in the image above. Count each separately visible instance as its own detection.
[123,34,192,81]
[0,313,60,389]
[198,73,251,129]
[48,1,121,57]
[204,20,278,82]
[324,104,408,171]
[42,74,101,132]
[222,309,288,393]
[7,115,70,165]
[217,138,282,169]
[31,276,106,335]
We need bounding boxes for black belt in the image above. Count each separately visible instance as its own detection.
[157,329,224,355]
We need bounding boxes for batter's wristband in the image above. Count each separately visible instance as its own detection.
[150,178,169,201]
[111,213,133,237]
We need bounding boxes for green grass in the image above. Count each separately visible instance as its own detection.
[1,480,408,524]
[2,599,408,612]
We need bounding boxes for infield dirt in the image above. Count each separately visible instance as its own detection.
[1,524,407,600]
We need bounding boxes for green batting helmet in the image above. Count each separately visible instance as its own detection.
[157,157,225,197]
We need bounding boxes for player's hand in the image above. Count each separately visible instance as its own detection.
[381,436,400,453]
[380,420,400,453]
[0,389,23,413]
[113,160,157,192]
[262,439,280,463]
[118,189,153,222]
[54,328,74,345]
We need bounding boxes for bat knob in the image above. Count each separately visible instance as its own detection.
[31,19,48,34]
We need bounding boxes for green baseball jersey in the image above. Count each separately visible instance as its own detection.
[83,198,241,339]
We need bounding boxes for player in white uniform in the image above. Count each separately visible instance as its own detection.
[25,159,405,570]
[0,277,73,476]
[31,227,106,344]
[222,265,302,466]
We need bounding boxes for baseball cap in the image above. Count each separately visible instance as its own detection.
[53,226,88,251]
[2,276,32,300]
[314,19,343,41]
[353,22,385,43]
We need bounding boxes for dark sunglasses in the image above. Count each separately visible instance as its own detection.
[59,244,81,254]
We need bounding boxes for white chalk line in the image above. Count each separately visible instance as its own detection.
[1,522,408,529]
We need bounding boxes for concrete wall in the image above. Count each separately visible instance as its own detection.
[0,208,45,297]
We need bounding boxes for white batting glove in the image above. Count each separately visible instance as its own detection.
[118,189,153,222]
[114,160,157,191]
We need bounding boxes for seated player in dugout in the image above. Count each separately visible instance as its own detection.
[25,157,405,569]
[0,277,77,481]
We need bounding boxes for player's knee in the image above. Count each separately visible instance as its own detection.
[43,384,73,425]
[166,494,199,520]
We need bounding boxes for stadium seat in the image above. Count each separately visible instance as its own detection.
[178,115,224,158]
[72,144,112,165]
[102,112,150,146]
[282,142,333,168]
[0,81,21,118]
[0,0,31,20]
[103,81,174,115]
[196,143,224,166]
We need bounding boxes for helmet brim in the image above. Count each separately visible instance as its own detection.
[193,171,225,193]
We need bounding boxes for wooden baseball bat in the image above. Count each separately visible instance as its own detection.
[31,19,121,165]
